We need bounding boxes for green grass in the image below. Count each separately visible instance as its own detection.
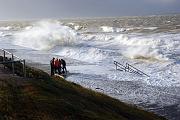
[0,56,166,120]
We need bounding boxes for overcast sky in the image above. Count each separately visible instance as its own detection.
[0,0,180,20]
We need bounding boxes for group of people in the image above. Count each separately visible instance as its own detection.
[50,58,67,76]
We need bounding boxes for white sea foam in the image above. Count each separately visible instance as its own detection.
[0,32,3,36]
[114,34,169,61]
[25,26,33,30]
[13,20,180,63]
[57,47,108,63]
[0,31,12,37]
[67,22,83,30]
[143,27,158,30]
[14,20,77,50]
[80,33,180,61]
[100,26,125,33]
[67,22,75,26]
[125,27,158,31]
[0,26,12,31]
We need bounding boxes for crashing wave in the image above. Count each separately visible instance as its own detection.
[14,20,77,50]
[56,47,108,63]
[0,26,12,31]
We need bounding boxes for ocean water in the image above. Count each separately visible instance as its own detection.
[0,15,180,119]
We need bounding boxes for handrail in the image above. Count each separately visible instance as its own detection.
[1,49,22,60]
[114,61,126,71]
[0,48,26,77]
[0,60,24,64]
[126,63,150,77]
[1,49,12,55]
[114,61,150,77]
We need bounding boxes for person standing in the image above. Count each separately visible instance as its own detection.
[58,59,62,74]
[50,57,55,76]
[61,59,67,74]
[54,58,60,74]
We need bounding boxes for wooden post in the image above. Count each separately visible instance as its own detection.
[115,62,117,70]
[127,64,129,72]
[23,60,26,77]
[125,63,127,72]
[3,50,5,69]
[125,63,129,72]
[12,54,14,75]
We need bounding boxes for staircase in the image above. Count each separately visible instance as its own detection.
[114,61,150,77]
[0,49,26,77]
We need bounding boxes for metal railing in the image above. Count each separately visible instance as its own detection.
[0,49,26,77]
[114,61,150,77]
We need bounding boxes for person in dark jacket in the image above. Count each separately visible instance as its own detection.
[58,59,62,74]
[50,57,55,76]
[61,59,67,74]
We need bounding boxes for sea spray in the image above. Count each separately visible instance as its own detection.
[13,20,180,62]
[100,26,125,33]
[57,47,108,63]
[79,33,179,61]
[0,26,12,31]
[14,20,77,50]
[114,34,170,61]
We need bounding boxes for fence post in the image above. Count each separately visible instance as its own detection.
[12,54,14,75]
[3,50,5,69]
[125,63,127,72]
[127,63,129,72]
[23,60,26,77]
[115,61,117,70]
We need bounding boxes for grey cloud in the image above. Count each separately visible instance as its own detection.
[0,0,179,20]
[145,0,176,4]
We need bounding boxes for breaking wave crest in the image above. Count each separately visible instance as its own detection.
[115,34,170,61]
[14,20,77,50]
[57,47,108,63]
[118,34,180,61]
[81,33,179,61]
[12,20,180,62]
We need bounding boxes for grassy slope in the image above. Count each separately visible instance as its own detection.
[0,58,166,120]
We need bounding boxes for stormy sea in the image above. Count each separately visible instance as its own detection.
[0,14,180,120]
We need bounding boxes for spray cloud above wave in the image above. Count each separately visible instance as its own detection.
[57,47,108,63]
[14,20,77,50]
[114,35,169,61]
[117,34,180,61]
[12,20,180,62]
[80,33,179,61]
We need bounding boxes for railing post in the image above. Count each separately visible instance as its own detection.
[23,60,26,77]
[3,51,5,60]
[12,54,14,75]
[115,61,117,70]
[127,63,129,72]
[3,50,5,69]
[126,63,127,72]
